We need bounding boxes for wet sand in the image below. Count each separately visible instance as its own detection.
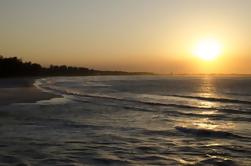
[0,77,59,105]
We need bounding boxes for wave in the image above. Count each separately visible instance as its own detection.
[196,157,237,166]
[72,93,251,115]
[169,94,251,105]
[35,77,251,107]
[73,97,251,122]
[91,157,130,165]
[225,92,251,97]
[175,126,248,139]
[35,81,251,116]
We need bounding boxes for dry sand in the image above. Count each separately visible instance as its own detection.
[0,77,59,105]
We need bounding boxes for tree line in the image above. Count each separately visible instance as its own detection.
[0,56,151,77]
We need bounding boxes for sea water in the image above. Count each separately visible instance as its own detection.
[0,75,250,165]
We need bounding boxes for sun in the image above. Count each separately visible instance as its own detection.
[193,38,222,61]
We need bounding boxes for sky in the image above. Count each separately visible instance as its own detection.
[0,0,250,74]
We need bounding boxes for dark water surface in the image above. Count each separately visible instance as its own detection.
[0,76,251,165]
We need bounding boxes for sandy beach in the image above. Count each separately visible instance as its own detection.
[0,77,59,105]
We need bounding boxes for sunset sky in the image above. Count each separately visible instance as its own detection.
[0,0,250,74]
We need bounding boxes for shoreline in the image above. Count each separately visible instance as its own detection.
[0,77,59,106]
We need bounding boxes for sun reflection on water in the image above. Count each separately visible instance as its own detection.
[198,110,219,115]
[192,118,219,130]
[180,117,235,131]
[198,100,219,109]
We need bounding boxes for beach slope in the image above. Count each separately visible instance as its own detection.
[0,78,58,105]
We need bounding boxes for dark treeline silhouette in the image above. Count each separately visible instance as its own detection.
[0,56,152,77]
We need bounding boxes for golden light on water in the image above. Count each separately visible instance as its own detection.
[193,38,222,61]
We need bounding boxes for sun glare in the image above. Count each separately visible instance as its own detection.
[193,38,222,61]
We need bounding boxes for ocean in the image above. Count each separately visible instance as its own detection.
[0,75,250,165]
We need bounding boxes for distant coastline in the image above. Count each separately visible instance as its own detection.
[0,55,153,78]
[0,55,153,105]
